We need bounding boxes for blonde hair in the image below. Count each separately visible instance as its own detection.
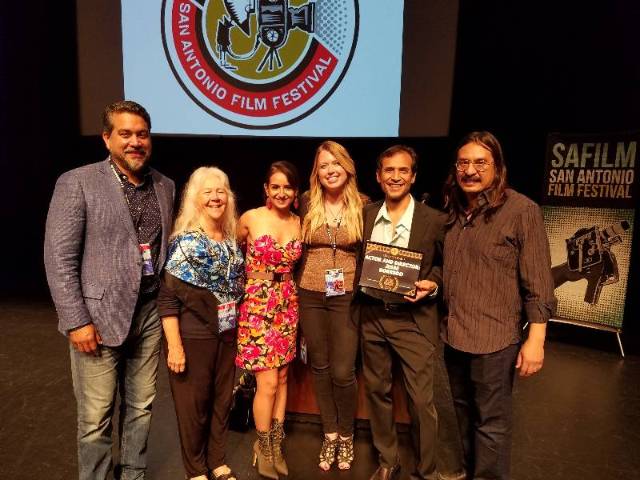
[302,140,364,243]
[171,166,238,241]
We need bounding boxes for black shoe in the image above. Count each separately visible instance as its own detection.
[369,464,400,480]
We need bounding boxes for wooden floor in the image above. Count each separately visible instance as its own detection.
[1,298,639,480]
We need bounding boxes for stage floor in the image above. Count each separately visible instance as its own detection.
[1,299,639,480]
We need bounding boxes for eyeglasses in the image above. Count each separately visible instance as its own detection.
[455,159,493,172]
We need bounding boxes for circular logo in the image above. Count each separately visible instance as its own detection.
[378,275,399,292]
[162,0,359,129]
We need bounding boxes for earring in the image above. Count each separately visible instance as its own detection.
[266,197,273,209]
[294,196,299,209]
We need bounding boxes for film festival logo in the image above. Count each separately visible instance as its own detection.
[162,0,359,129]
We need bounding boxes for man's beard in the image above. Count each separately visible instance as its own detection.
[112,150,150,174]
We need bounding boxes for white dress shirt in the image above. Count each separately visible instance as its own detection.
[370,196,415,248]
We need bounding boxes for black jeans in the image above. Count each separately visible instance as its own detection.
[298,288,359,436]
[444,343,520,480]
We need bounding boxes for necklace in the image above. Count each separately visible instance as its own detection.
[324,203,344,225]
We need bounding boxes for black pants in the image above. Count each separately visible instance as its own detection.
[166,336,236,478]
[298,288,359,436]
[360,303,438,480]
[444,343,520,480]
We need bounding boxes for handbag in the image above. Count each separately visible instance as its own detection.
[228,371,256,432]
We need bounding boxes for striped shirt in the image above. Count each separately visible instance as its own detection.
[442,189,557,354]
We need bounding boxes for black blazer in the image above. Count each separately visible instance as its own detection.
[354,199,445,344]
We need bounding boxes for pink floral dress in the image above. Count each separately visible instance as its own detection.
[235,234,302,371]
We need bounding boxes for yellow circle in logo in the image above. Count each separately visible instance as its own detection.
[378,275,399,292]
[205,0,310,81]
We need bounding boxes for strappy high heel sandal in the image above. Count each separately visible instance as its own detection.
[337,435,354,470]
[318,434,338,471]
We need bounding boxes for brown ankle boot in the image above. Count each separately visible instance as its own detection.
[253,429,278,479]
[270,418,288,476]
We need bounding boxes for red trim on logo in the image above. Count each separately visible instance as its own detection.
[172,2,337,117]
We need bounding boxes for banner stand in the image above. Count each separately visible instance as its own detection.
[549,318,624,357]
[539,132,637,359]
[524,320,624,357]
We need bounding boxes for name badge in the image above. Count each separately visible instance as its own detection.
[325,268,346,297]
[217,301,237,333]
[139,243,154,276]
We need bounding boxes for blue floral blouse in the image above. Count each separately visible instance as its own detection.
[164,230,245,305]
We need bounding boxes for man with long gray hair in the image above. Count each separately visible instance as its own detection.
[438,131,556,479]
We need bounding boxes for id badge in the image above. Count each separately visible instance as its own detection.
[217,301,237,333]
[299,336,308,364]
[325,268,346,297]
[139,243,154,276]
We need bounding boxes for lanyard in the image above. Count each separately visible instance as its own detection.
[200,228,235,284]
[109,161,130,205]
[324,216,342,268]
[110,161,149,231]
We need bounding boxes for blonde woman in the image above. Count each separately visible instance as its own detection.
[157,167,244,480]
[297,141,368,471]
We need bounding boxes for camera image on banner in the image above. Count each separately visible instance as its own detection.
[545,206,634,329]
[162,0,359,129]
[563,221,630,304]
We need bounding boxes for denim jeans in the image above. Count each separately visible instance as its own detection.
[444,343,520,480]
[70,297,161,480]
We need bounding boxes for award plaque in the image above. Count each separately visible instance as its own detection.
[359,241,424,297]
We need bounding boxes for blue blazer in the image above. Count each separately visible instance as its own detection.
[44,159,175,346]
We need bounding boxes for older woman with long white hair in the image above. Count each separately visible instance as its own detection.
[157,166,244,480]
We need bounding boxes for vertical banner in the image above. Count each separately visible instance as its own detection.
[542,132,637,330]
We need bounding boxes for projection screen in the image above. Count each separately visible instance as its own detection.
[77,0,458,137]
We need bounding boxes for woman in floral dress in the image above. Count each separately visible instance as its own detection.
[236,161,302,479]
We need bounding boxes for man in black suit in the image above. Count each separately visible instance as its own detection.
[355,145,445,480]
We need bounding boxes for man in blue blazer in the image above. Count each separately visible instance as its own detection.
[44,101,175,480]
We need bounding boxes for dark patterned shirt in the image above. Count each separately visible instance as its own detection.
[442,189,557,354]
[111,160,162,294]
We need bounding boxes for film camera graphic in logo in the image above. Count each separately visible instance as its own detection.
[162,0,359,129]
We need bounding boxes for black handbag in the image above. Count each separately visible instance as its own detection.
[228,371,256,432]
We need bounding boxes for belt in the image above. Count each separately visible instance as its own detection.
[247,271,293,282]
[360,293,411,314]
